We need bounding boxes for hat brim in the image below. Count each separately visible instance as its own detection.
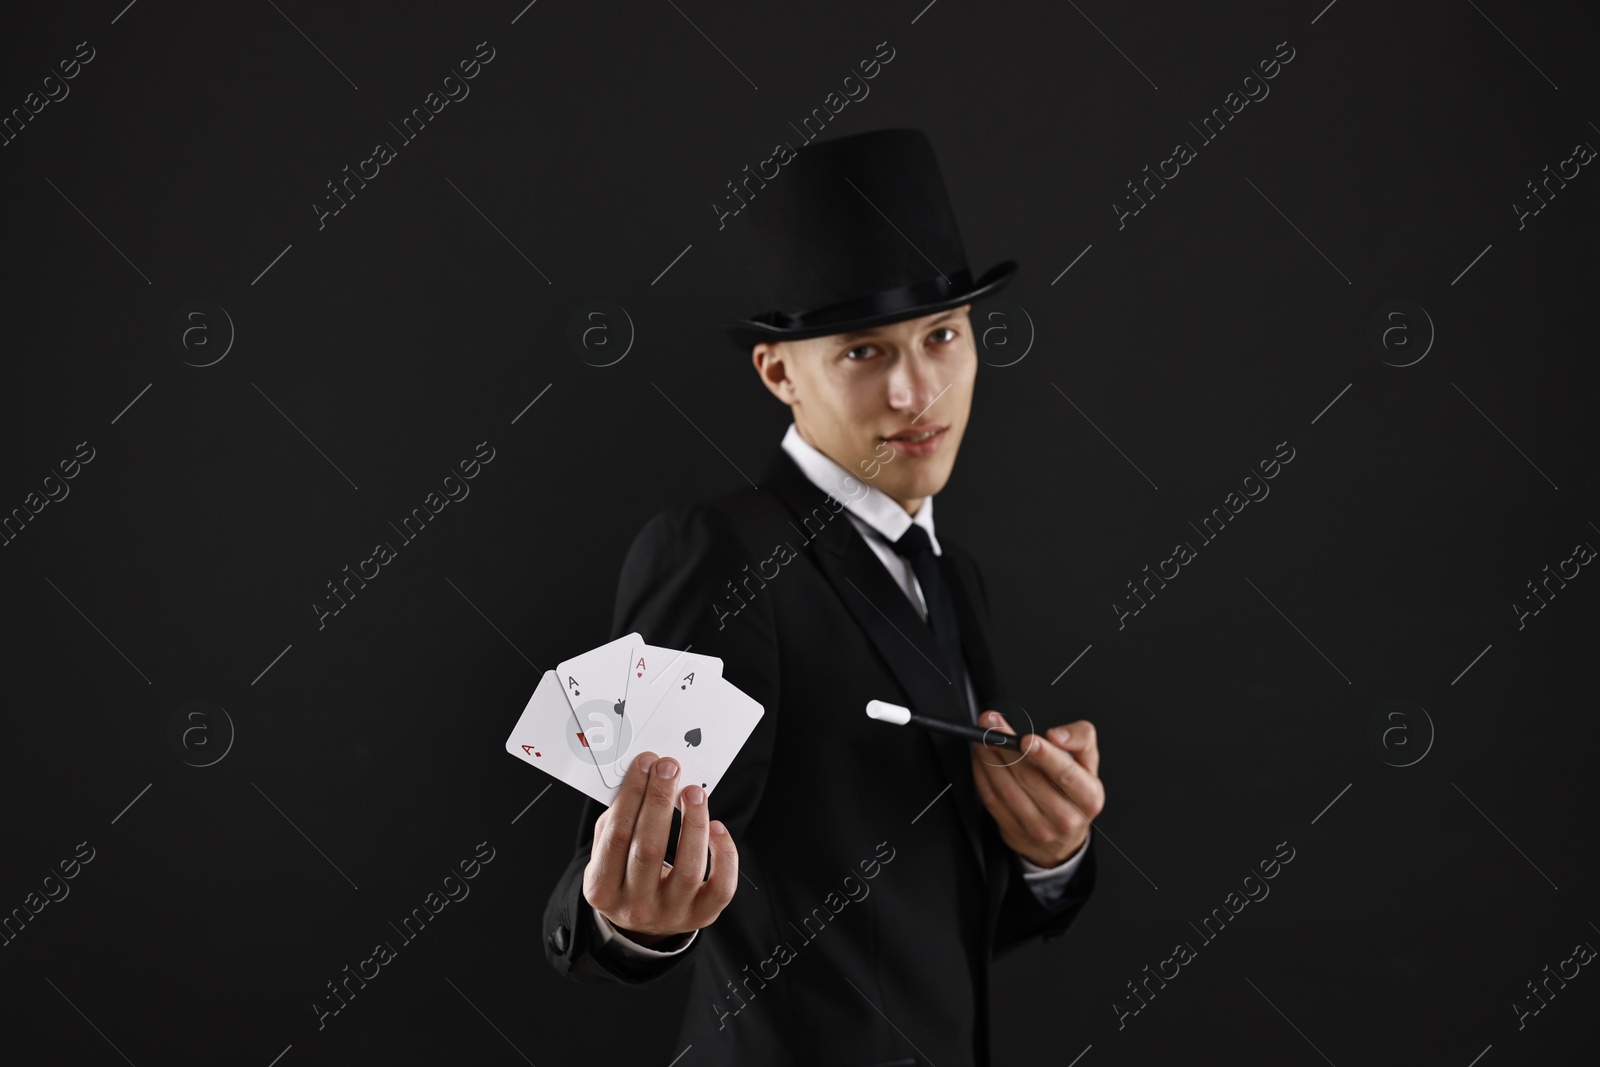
[720,260,1018,349]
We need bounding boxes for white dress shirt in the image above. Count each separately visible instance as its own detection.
[595,423,1089,958]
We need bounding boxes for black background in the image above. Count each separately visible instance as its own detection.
[2,1,1596,1064]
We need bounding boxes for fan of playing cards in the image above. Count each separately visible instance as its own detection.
[504,632,764,807]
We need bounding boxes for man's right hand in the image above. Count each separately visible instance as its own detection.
[582,750,740,947]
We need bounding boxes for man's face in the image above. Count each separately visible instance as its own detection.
[753,304,976,513]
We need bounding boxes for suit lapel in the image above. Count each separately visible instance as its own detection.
[759,449,991,879]
[942,546,1002,713]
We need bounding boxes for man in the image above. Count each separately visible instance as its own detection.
[543,128,1105,1066]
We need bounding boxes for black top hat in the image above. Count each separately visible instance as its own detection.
[720,128,1016,348]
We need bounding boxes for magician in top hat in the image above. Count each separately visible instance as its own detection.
[542,127,1107,1066]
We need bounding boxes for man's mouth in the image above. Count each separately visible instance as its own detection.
[883,425,947,443]
[880,424,949,456]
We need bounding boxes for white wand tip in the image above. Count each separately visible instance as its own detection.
[865,699,912,725]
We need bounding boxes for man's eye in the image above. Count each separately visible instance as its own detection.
[929,326,957,344]
[845,345,876,360]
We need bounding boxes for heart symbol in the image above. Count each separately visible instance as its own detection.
[684,727,702,748]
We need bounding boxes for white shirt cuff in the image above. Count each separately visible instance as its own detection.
[1017,828,1090,902]
[591,907,699,958]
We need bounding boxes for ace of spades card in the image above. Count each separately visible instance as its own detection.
[625,672,762,799]
[593,644,724,785]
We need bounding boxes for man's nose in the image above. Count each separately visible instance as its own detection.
[887,351,944,413]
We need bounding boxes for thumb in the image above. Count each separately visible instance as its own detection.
[980,710,1017,734]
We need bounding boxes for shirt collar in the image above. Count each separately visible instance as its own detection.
[780,422,941,555]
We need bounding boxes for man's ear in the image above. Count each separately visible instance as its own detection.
[752,342,797,406]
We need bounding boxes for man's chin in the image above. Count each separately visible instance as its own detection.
[878,465,955,504]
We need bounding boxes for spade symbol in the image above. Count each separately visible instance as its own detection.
[614,698,625,718]
[684,727,702,748]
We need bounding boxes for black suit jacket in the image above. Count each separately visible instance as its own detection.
[543,447,1096,1067]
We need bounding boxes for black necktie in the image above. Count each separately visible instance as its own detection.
[891,523,971,717]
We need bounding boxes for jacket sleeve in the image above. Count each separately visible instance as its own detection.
[961,544,1099,958]
[993,834,1098,959]
[543,502,782,985]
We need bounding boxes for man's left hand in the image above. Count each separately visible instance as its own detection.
[970,712,1104,868]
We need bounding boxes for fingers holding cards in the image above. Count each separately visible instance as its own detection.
[668,782,741,930]
[669,782,711,887]
[588,752,652,893]
[583,748,739,940]
[519,635,758,942]
[633,754,688,883]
